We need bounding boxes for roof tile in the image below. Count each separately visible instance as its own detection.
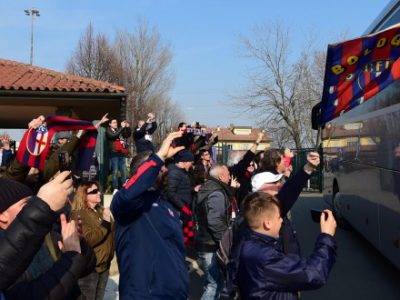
[0,58,125,93]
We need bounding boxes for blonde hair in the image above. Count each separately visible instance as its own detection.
[71,181,101,211]
[243,192,281,229]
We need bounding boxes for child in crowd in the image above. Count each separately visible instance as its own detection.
[237,192,337,300]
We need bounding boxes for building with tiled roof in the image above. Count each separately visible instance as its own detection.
[212,125,271,149]
[210,125,271,164]
[0,58,126,128]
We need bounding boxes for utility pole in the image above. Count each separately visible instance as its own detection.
[24,8,40,65]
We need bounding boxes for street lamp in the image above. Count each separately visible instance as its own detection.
[24,8,40,65]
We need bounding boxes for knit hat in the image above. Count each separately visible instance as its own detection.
[175,150,195,163]
[251,172,283,192]
[0,178,34,212]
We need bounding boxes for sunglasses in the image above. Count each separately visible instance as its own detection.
[87,188,100,195]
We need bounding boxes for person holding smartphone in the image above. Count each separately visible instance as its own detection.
[237,192,337,300]
[106,118,131,195]
[70,181,114,300]
[133,112,157,154]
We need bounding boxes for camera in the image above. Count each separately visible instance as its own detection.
[310,209,328,223]
[59,151,71,172]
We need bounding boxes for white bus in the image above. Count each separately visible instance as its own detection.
[313,0,400,270]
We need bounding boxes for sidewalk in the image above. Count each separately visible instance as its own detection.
[104,273,119,300]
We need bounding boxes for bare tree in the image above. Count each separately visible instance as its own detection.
[114,19,175,125]
[233,22,324,148]
[147,97,185,147]
[66,23,122,83]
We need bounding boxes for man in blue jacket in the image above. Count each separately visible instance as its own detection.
[111,131,188,300]
[237,192,337,300]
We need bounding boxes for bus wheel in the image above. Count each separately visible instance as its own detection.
[332,192,351,229]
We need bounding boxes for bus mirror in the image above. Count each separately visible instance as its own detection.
[311,102,322,130]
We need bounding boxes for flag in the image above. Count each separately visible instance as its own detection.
[17,115,97,171]
[320,24,400,125]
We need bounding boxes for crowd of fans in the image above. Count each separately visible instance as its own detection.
[0,113,337,300]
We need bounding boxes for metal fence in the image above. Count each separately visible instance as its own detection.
[291,147,323,192]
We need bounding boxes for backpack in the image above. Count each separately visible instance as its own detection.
[216,212,246,300]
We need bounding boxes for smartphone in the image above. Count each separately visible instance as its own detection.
[58,151,71,172]
[310,209,328,223]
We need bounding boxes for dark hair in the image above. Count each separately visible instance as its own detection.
[243,192,281,229]
[178,122,186,129]
[130,150,153,176]
[257,149,282,174]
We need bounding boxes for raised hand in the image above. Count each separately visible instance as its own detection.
[28,115,45,129]
[58,214,81,254]
[95,113,109,129]
[304,152,320,174]
[37,171,73,212]
[256,131,264,144]
[230,176,240,189]
[156,131,185,161]
[320,210,337,237]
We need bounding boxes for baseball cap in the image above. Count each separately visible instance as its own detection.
[251,172,283,192]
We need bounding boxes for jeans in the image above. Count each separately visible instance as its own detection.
[78,270,109,300]
[111,156,126,190]
[198,252,223,300]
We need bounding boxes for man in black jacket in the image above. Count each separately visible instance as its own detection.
[0,172,72,290]
[0,174,95,299]
[166,149,195,246]
[228,132,264,205]
[133,112,157,154]
[195,163,233,300]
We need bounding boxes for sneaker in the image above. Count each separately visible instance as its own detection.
[113,189,119,196]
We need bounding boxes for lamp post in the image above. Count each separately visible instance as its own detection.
[24,8,40,65]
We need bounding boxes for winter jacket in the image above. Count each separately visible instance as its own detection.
[166,164,193,210]
[106,126,131,156]
[237,230,337,300]
[70,208,115,273]
[5,235,96,300]
[228,150,256,205]
[195,177,232,252]
[110,154,188,300]
[0,196,57,291]
[133,121,157,153]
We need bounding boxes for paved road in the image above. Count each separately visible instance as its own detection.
[105,193,400,300]
[289,194,400,300]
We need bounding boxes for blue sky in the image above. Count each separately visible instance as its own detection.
[0,0,388,134]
